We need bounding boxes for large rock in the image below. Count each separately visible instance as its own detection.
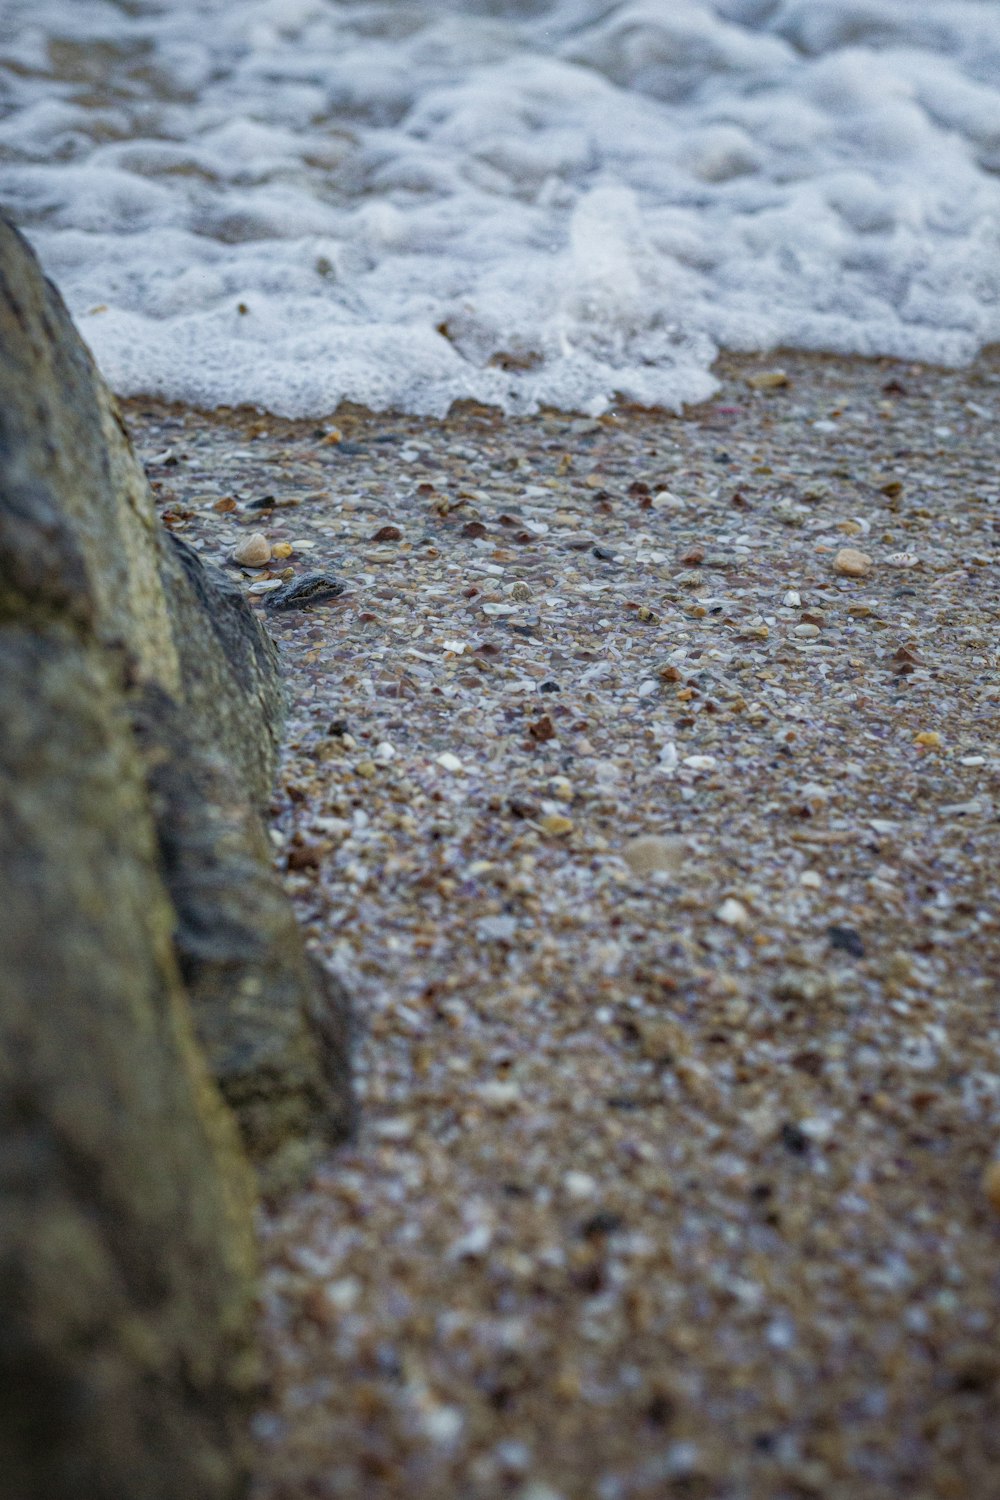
[0,623,258,1500]
[0,214,354,1497]
[0,212,353,1182]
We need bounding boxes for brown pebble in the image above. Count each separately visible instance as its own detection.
[983,1159,1000,1212]
[834,546,872,577]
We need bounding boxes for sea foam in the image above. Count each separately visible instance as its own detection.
[1,0,998,416]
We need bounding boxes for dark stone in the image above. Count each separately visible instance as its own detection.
[779,1122,811,1155]
[263,571,346,612]
[828,924,865,958]
[133,687,355,1192]
[159,533,283,810]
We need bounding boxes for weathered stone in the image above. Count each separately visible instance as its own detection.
[0,212,351,1167]
[0,625,258,1500]
[0,218,181,688]
[158,533,283,811]
[0,214,283,806]
[0,214,355,1493]
[134,687,356,1194]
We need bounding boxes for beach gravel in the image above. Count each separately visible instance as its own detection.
[128,349,1000,1500]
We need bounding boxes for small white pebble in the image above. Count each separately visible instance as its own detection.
[658,742,679,773]
[782,590,801,607]
[478,1080,521,1110]
[423,1406,464,1444]
[682,754,718,771]
[371,1117,414,1141]
[563,1171,597,1200]
[799,870,823,888]
[716,897,750,928]
[435,752,465,773]
[495,1440,531,1472]
[323,1277,361,1312]
[373,741,396,762]
[450,1223,493,1259]
[442,639,468,654]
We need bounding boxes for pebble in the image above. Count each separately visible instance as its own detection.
[834,547,872,577]
[886,551,919,568]
[794,623,820,638]
[622,835,685,877]
[233,531,272,566]
[774,499,808,526]
[435,752,465,773]
[127,355,1000,1500]
[263,571,346,610]
[716,897,750,928]
[540,813,574,838]
[983,1160,1000,1213]
[510,581,532,601]
[563,1171,597,1200]
[746,369,790,390]
[478,1081,521,1111]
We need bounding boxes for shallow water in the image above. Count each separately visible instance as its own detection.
[2,1,999,415]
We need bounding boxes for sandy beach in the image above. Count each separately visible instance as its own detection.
[126,349,1000,1500]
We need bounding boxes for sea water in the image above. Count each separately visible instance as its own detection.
[1,0,998,416]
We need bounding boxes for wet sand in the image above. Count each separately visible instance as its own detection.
[126,349,1000,1500]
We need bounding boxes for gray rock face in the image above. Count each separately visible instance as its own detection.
[0,214,354,1496]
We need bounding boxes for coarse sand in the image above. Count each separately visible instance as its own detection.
[126,350,1000,1500]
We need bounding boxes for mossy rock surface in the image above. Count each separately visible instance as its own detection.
[0,215,355,1496]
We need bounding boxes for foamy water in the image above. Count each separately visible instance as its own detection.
[2,0,999,416]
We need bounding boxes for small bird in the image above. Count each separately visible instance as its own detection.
[264,571,346,611]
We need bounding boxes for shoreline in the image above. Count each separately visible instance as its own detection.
[122,344,1000,433]
[126,350,1000,1499]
